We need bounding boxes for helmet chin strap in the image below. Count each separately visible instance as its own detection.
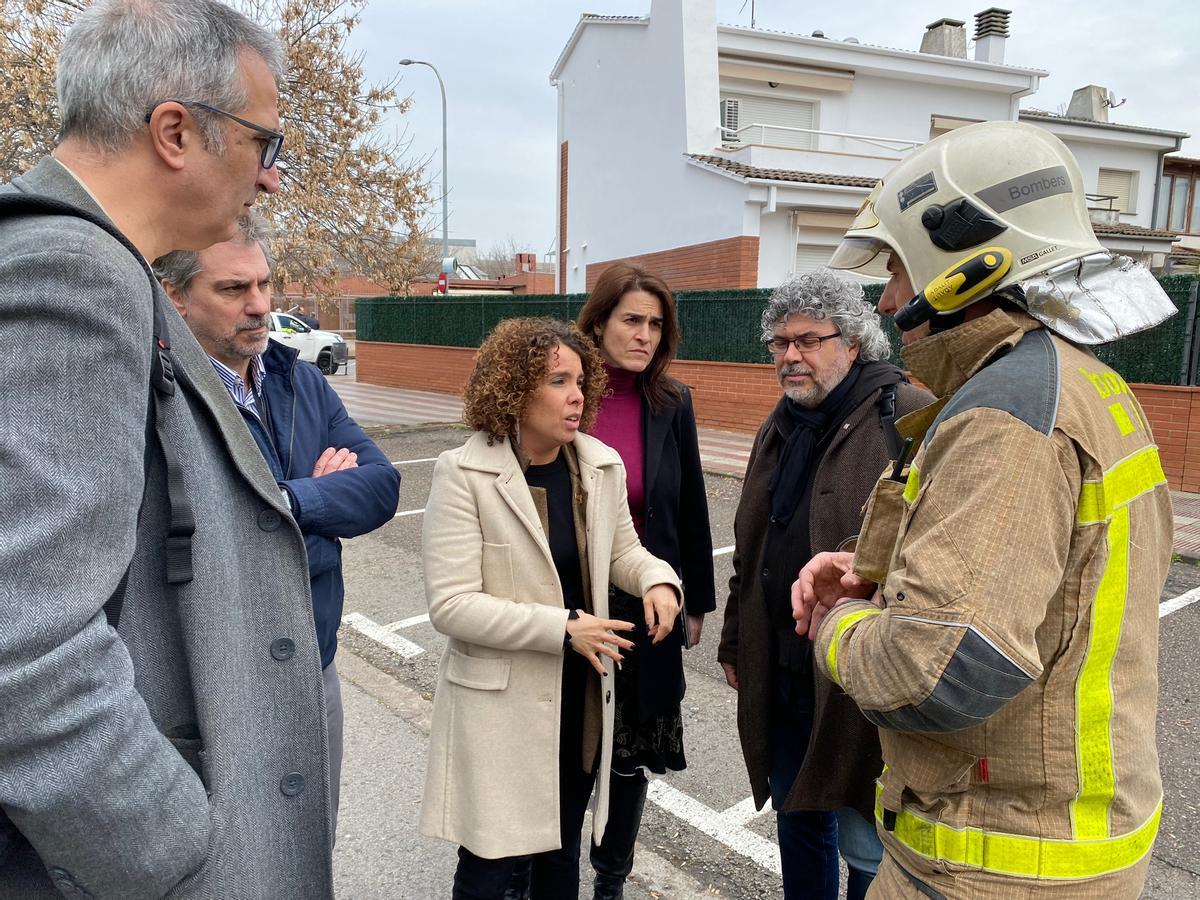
[892,295,966,334]
[929,310,967,334]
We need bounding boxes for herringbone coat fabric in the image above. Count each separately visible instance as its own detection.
[0,158,333,899]
[717,379,932,820]
[817,309,1173,898]
[420,431,681,860]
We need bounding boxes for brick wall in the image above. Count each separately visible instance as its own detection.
[586,236,760,292]
[356,342,780,432]
[356,342,478,395]
[1131,384,1200,492]
[355,344,1200,488]
[668,359,778,432]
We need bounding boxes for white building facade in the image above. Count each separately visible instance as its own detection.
[551,0,1186,293]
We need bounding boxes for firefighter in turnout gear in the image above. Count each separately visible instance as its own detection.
[792,121,1176,899]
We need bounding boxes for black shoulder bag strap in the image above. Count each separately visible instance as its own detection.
[0,194,196,628]
[878,382,902,461]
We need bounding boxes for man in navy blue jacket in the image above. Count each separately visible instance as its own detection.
[155,214,401,832]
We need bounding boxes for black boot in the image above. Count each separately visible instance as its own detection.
[503,856,531,900]
[591,771,648,900]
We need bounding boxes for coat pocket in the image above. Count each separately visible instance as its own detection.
[854,476,908,584]
[164,723,210,794]
[481,542,516,599]
[446,648,512,691]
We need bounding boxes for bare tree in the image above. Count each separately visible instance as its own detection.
[0,0,433,296]
[472,237,538,279]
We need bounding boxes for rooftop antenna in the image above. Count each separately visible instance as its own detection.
[739,0,756,28]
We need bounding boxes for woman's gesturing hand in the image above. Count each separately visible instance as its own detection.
[566,612,636,675]
[643,584,682,645]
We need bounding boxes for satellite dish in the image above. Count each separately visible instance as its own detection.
[1104,89,1127,109]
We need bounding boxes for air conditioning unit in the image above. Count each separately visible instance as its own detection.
[720,98,740,144]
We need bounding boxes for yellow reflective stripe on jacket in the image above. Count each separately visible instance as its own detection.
[903,463,920,505]
[1076,446,1166,526]
[876,786,1161,879]
[1072,504,1129,839]
[1072,445,1166,840]
[825,608,880,687]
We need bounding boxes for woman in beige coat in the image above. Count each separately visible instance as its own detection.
[420,318,683,900]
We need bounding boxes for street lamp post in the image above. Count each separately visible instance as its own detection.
[399,59,449,279]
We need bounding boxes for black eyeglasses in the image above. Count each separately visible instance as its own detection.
[144,100,284,169]
[765,330,843,355]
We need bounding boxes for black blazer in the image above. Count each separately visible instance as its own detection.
[641,384,716,615]
[613,383,715,718]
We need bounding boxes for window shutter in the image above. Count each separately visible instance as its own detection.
[794,244,833,274]
[1097,169,1133,213]
[720,98,740,143]
[720,93,815,149]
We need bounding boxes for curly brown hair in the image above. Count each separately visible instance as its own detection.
[463,317,607,442]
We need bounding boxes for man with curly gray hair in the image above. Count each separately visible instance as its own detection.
[719,269,932,899]
[758,268,892,405]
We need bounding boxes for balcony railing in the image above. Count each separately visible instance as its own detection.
[720,123,924,155]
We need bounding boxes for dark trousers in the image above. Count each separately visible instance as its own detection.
[768,692,839,900]
[452,761,596,900]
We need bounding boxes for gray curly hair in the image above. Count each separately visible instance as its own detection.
[760,268,890,362]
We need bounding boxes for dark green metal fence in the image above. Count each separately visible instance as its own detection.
[1092,275,1199,386]
[357,275,1200,385]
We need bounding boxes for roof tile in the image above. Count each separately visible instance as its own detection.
[1091,221,1179,240]
[688,155,1179,241]
[688,154,877,187]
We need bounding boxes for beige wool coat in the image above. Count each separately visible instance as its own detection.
[420,430,682,859]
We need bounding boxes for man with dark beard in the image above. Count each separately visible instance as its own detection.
[718,269,932,900]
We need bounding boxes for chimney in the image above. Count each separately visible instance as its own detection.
[973,8,1011,63]
[920,18,967,59]
[515,252,537,273]
[1066,85,1110,123]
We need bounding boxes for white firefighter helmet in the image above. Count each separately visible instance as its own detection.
[829,120,1108,332]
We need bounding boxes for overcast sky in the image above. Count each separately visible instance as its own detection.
[348,0,1199,257]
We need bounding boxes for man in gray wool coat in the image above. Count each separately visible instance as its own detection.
[0,1,335,897]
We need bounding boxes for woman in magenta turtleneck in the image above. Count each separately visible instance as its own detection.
[578,263,715,900]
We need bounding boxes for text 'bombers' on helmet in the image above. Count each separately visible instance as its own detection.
[829,121,1106,307]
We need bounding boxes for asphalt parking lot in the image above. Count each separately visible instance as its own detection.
[332,422,1200,899]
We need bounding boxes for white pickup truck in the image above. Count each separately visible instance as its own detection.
[269,312,348,375]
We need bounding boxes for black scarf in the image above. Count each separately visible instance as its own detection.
[767,363,864,525]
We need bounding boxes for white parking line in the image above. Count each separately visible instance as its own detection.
[647,781,781,875]
[713,545,735,557]
[391,457,439,466]
[385,613,431,631]
[719,795,767,827]
[342,612,425,658]
[1161,585,1200,618]
[393,508,426,520]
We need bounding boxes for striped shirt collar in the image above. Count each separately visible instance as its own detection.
[208,354,267,413]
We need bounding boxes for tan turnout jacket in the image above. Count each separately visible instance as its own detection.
[815,309,1173,898]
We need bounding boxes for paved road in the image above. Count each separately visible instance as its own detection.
[329,422,1200,899]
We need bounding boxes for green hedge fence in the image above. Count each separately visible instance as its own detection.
[356,275,1200,385]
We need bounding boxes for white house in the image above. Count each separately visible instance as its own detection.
[550,0,1186,293]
